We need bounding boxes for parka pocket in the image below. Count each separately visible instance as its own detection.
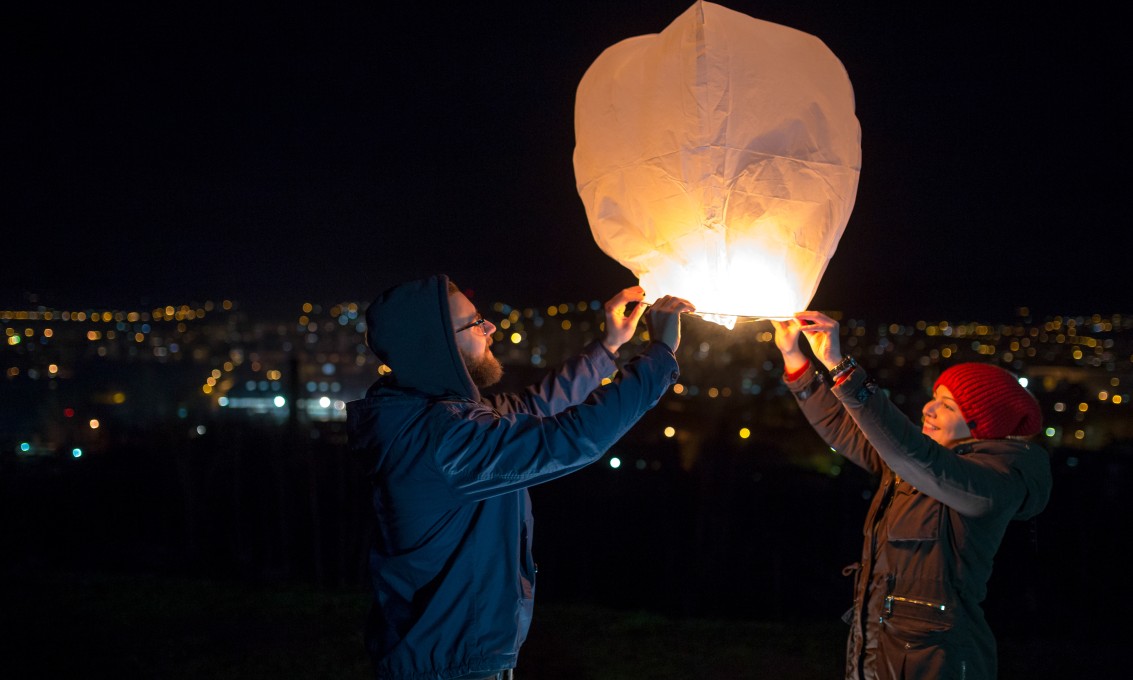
[877,595,958,678]
[880,594,953,646]
[519,519,536,598]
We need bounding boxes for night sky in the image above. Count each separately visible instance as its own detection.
[4,2,1123,321]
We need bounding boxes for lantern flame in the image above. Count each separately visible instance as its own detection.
[574,1,861,326]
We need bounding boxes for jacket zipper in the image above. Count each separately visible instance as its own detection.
[884,594,946,614]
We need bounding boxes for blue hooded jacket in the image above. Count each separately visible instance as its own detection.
[346,274,679,679]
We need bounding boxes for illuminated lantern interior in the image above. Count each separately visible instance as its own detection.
[574,1,861,328]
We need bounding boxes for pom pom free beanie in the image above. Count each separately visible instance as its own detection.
[934,363,1042,439]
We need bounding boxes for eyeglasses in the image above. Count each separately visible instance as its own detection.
[455,314,491,336]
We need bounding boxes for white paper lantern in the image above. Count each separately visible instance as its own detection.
[574,1,861,327]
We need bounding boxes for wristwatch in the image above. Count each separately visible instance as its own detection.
[830,355,857,381]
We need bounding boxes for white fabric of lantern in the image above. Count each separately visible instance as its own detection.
[574,1,861,327]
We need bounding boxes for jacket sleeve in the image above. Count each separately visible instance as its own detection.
[829,366,1038,518]
[482,340,618,417]
[784,368,887,477]
[431,342,678,501]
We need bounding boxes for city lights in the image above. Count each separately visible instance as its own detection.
[2,298,1130,462]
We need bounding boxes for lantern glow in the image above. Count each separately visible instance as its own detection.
[574,1,861,326]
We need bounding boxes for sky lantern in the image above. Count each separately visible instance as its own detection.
[574,1,861,328]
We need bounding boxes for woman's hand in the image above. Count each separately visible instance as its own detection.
[769,318,809,375]
[794,311,843,372]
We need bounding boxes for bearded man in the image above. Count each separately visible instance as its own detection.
[347,274,693,680]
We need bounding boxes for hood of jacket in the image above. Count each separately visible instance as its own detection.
[364,273,480,402]
[957,437,1052,520]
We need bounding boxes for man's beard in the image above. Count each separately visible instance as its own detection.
[462,347,503,388]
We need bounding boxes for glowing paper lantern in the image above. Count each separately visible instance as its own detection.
[574,1,861,327]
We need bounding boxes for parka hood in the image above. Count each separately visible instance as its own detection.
[1001,439,1052,521]
[364,274,479,401]
[957,438,1052,520]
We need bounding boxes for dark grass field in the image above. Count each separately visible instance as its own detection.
[3,568,1122,679]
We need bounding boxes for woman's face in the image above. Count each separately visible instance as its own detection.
[921,385,973,447]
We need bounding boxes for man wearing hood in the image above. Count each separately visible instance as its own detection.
[346,274,693,680]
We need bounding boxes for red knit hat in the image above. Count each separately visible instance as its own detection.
[933,363,1042,439]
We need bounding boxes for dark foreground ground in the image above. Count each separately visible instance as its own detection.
[3,568,1122,679]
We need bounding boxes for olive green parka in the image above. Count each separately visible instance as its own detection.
[785,365,1052,680]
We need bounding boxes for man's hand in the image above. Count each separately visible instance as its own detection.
[601,286,648,355]
[644,295,696,353]
[794,311,843,372]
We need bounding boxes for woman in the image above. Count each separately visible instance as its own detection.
[771,311,1052,679]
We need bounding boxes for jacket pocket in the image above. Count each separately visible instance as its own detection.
[519,519,536,598]
[880,594,953,646]
[877,594,959,678]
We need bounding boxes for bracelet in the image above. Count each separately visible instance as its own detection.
[830,355,857,380]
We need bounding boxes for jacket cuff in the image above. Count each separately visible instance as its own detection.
[830,363,878,406]
[784,363,821,399]
[783,360,811,383]
[643,342,681,386]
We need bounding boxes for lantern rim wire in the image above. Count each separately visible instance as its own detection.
[628,302,786,324]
